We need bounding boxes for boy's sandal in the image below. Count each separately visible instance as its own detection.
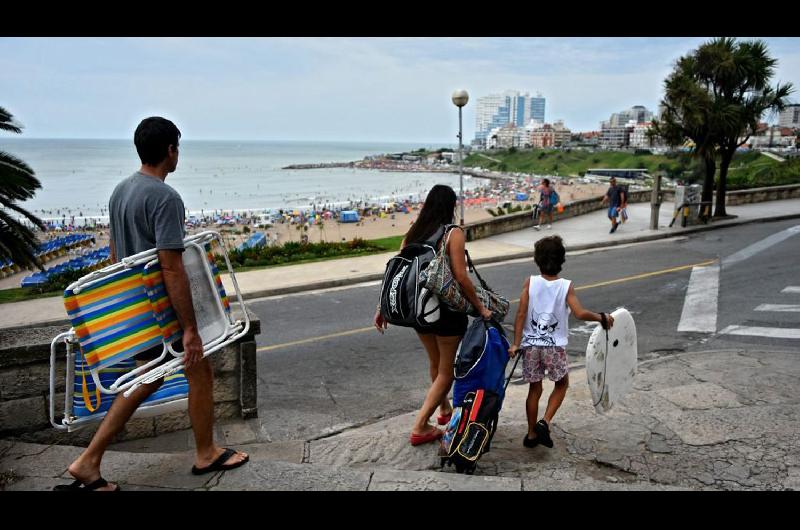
[436,412,452,426]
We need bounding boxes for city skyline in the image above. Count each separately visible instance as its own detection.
[1,37,799,144]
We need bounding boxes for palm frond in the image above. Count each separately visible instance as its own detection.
[0,208,43,270]
[0,151,41,202]
[0,106,23,134]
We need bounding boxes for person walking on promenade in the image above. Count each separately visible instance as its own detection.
[55,117,248,491]
[373,185,493,447]
[533,178,557,230]
[601,177,627,234]
[508,236,614,449]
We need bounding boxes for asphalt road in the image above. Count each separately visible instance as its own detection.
[247,219,800,442]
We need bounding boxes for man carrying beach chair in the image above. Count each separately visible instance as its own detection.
[55,117,248,491]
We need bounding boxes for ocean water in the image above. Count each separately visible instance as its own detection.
[0,138,484,221]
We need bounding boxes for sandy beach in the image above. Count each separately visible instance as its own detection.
[198,181,609,248]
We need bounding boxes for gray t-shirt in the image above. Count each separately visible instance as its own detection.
[109,171,186,260]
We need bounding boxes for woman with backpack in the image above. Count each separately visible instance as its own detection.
[534,178,559,230]
[373,184,493,446]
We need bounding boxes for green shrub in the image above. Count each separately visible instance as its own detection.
[220,236,389,269]
[42,268,88,293]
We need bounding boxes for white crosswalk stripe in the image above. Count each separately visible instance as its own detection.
[678,264,719,333]
[755,304,800,312]
[719,325,800,340]
[781,286,800,294]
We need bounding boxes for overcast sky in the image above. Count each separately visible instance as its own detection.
[2,37,798,144]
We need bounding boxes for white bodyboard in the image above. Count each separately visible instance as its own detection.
[585,307,637,414]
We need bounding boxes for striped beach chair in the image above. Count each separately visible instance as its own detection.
[49,231,249,431]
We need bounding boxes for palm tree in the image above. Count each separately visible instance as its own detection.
[694,38,794,217]
[653,55,718,218]
[0,106,46,270]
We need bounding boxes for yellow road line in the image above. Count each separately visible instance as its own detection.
[256,258,719,353]
[574,258,718,292]
[257,326,375,353]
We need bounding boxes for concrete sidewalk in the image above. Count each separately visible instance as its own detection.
[2,198,798,332]
[2,349,797,490]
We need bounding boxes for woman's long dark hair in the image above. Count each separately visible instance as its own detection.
[405,184,457,244]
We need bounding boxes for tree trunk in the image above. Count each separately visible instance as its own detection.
[702,155,716,212]
[715,149,734,218]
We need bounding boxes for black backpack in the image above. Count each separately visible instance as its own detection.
[379,224,453,330]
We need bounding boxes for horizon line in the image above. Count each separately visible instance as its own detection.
[1,136,459,146]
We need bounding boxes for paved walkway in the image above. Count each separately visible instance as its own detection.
[2,198,798,331]
[2,349,797,490]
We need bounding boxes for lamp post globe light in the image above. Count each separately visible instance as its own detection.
[451,89,469,226]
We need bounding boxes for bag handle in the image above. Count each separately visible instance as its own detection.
[464,249,493,292]
[480,318,517,392]
[503,345,523,392]
[442,224,498,296]
[437,224,458,254]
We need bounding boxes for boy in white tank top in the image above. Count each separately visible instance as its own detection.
[509,236,614,449]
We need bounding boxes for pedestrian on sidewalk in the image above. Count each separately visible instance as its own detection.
[55,117,248,492]
[533,178,558,230]
[373,185,493,447]
[601,177,627,233]
[508,235,614,449]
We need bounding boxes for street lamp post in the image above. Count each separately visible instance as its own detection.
[452,89,469,226]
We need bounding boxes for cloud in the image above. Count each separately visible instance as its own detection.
[1,37,798,142]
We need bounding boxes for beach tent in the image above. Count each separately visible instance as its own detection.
[340,210,360,223]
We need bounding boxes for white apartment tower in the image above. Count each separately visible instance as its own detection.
[779,104,800,129]
[474,91,546,145]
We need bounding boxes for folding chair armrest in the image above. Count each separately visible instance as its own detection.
[49,331,74,430]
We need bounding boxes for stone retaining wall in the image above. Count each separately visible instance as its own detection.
[0,307,260,446]
[465,189,676,241]
[726,184,800,205]
[463,183,799,241]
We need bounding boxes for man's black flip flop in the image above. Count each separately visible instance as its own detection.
[53,478,121,491]
[191,447,249,475]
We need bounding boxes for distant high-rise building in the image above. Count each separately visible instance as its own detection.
[779,104,800,129]
[606,105,653,128]
[600,105,655,149]
[530,93,546,123]
[474,90,545,145]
